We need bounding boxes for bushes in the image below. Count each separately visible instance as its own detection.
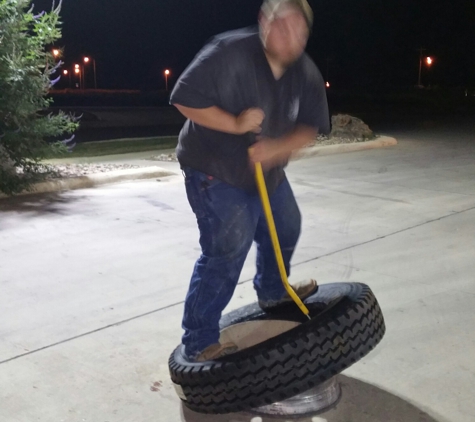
[0,0,77,195]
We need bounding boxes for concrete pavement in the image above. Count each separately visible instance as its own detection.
[1,129,475,422]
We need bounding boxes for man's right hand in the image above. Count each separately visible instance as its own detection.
[235,108,265,134]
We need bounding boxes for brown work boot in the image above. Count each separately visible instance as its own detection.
[259,279,318,311]
[194,342,238,362]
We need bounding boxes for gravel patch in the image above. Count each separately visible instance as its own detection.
[47,163,141,179]
[37,135,377,179]
[149,153,178,162]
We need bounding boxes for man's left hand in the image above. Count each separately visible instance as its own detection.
[249,137,290,170]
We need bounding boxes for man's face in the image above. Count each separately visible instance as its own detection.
[260,5,309,66]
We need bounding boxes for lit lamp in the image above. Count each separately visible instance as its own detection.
[418,50,435,87]
[63,69,72,88]
[325,82,330,88]
[74,64,82,89]
[164,69,171,91]
[52,49,60,58]
[83,56,97,89]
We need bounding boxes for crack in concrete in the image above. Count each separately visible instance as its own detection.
[2,204,475,366]
[0,301,183,366]
[293,178,411,204]
[293,204,475,267]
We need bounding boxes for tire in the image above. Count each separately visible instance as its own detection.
[169,282,385,414]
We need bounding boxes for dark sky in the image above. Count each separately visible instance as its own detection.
[36,0,475,90]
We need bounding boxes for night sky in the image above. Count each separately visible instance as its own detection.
[35,0,475,90]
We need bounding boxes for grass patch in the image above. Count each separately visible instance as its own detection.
[49,136,178,158]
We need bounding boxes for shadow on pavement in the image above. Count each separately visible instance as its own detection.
[0,191,84,216]
[179,375,443,422]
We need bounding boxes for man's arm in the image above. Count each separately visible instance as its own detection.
[171,39,264,136]
[249,125,317,167]
[280,125,318,152]
[174,104,265,135]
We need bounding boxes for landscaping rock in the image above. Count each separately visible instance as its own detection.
[330,114,374,140]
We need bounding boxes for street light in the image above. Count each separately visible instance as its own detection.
[417,47,435,87]
[52,49,60,58]
[74,64,83,89]
[164,69,170,91]
[84,56,97,89]
[325,81,331,88]
[63,69,72,88]
[424,57,434,87]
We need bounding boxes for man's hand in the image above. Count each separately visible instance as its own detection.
[249,137,290,170]
[249,126,318,170]
[235,108,265,134]
[174,105,264,135]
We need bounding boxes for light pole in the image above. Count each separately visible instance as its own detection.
[325,58,331,89]
[418,52,434,87]
[164,69,170,91]
[84,57,97,89]
[49,49,61,71]
[417,47,426,87]
[417,48,434,87]
[63,69,72,88]
[425,57,433,87]
[74,67,81,89]
[74,64,83,89]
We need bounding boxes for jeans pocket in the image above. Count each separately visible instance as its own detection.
[184,171,207,219]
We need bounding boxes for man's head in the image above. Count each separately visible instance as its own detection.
[260,0,313,66]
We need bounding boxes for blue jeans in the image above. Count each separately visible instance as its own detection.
[181,167,301,359]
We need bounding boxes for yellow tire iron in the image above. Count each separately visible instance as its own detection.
[253,160,311,320]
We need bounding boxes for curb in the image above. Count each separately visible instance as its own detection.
[0,166,176,198]
[292,136,398,161]
[1,137,397,198]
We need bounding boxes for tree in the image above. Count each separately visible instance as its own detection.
[0,0,77,196]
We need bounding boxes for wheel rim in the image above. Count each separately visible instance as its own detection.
[251,377,342,417]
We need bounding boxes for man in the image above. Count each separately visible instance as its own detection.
[170,0,330,362]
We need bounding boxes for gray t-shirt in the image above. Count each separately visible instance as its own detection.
[170,27,330,194]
